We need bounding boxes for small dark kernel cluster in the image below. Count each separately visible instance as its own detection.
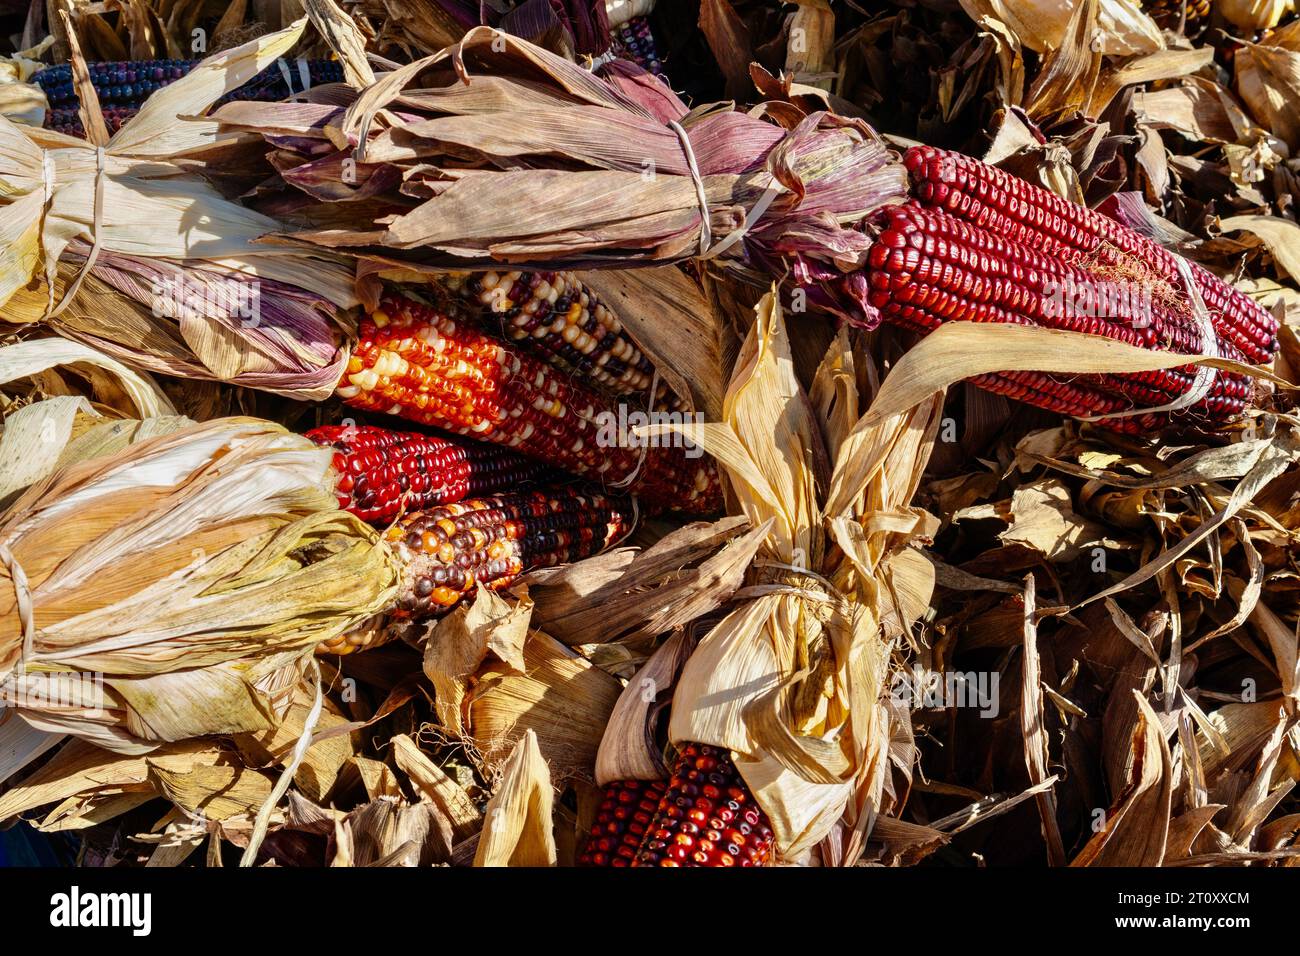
[306,423,552,523]
[614,17,665,77]
[1144,0,1211,30]
[34,58,345,138]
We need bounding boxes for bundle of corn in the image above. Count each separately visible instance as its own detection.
[558,291,947,865]
[207,28,907,330]
[319,487,631,654]
[218,30,1278,432]
[34,57,346,137]
[337,291,721,515]
[0,20,358,400]
[0,415,397,760]
[307,423,555,523]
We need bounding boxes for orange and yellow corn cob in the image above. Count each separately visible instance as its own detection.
[336,293,720,514]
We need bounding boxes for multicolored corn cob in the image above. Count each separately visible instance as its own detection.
[577,779,668,867]
[440,270,667,401]
[318,487,629,654]
[1144,0,1212,29]
[306,423,554,523]
[863,145,1276,432]
[337,293,720,515]
[613,16,665,76]
[34,58,345,137]
[628,744,773,867]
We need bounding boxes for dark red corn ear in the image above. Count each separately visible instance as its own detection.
[577,779,669,867]
[904,145,1277,365]
[872,155,1268,432]
[306,423,552,523]
[632,743,774,867]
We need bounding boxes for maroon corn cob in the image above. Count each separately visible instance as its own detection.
[864,146,1275,432]
[577,779,669,867]
[904,146,1277,364]
[306,423,553,523]
[630,744,774,867]
[336,293,721,514]
[319,487,629,654]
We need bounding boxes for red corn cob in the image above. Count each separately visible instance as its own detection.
[306,423,553,523]
[863,146,1272,432]
[631,743,774,867]
[337,293,720,514]
[319,487,629,654]
[577,779,669,867]
[903,146,1277,364]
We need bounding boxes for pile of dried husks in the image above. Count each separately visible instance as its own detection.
[1,0,1299,869]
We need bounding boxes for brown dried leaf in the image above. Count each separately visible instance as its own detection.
[422,586,532,736]
[1072,691,1172,866]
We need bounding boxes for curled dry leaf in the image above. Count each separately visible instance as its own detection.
[1235,25,1300,149]
[421,585,532,736]
[525,514,761,646]
[389,734,482,843]
[1072,692,1172,865]
[957,0,1163,57]
[472,729,556,867]
[595,629,694,784]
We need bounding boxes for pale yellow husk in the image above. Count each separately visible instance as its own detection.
[0,416,399,756]
[0,18,357,315]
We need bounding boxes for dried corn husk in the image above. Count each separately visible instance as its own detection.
[595,629,693,783]
[958,0,1164,56]
[1221,0,1295,30]
[0,44,50,127]
[0,18,358,399]
[467,629,622,780]
[1235,23,1300,149]
[472,729,556,867]
[0,416,398,758]
[622,290,943,858]
[210,27,910,328]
